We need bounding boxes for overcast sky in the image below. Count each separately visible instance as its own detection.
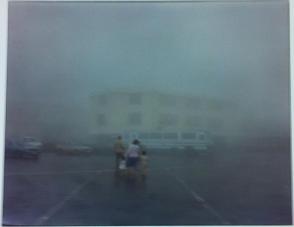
[6,1,290,140]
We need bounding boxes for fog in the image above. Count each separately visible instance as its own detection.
[6,1,290,144]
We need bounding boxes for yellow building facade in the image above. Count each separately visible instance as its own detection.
[89,90,236,143]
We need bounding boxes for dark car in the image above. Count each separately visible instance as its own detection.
[5,138,42,159]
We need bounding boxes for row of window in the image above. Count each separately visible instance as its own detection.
[98,94,142,105]
[95,94,224,110]
[136,132,205,140]
[96,132,207,141]
[96,113,223,128]
[97,113,142,126]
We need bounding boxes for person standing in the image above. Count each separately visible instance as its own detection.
[125,139,141,175]
[113,136,125,171]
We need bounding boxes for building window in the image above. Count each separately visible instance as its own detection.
[128,112,142,126]
[186,116,202,127]
[163,133,178,139]
[205,100,223,111]
[198,133,206,141]
[129,94,142,105]
[159,95,175,106]
[99,95,108,106]
[207,118,223,129]
[139,132,162,139]
[97,114,107,126]
[148,133,162,139]
[159,114,178,127]
[186,98,202,109]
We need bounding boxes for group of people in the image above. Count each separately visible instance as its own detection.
[113,136,148,179]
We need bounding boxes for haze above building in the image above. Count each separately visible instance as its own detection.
[6,1,290,143]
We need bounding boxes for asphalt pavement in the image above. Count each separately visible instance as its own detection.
[2,143,292,225]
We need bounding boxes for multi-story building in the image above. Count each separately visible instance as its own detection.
[89,90,238,147]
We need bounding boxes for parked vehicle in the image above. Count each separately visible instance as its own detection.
[122,130,213,151]
[23,137,43,152]
[5,137,43,159]
[92,130,213,152]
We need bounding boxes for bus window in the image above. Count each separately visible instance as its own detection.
[163,133,178,139]
[149,133,162,139]
[198,134,206,141]
[139,133,150,139]
[181,133,196,139]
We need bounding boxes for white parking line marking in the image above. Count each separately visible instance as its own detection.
[34,178,92,226]
[5,169,114,176]
[33,168,117,225]
[166,168,231,225]
[8,165,230,225]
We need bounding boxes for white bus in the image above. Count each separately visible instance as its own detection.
[122,131,213,151]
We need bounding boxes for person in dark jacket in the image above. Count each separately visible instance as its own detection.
[113,136,125,171]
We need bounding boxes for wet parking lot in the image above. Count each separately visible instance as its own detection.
[3,143,292,226]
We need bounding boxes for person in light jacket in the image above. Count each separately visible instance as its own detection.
[125,139,141,174]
